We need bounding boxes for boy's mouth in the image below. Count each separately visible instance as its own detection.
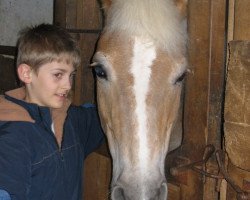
[57,93,67,98]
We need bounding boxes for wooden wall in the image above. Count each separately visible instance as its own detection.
[0,44,19,95]
[167,1,250,200]
[0,53,18,95]
[165,0,227,199]
[228,0,250,41]
[223,1,250,199]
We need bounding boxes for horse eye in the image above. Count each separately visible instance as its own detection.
[93,64,107,80]
[175,72,186,84]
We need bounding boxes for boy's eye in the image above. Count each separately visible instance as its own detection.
[54,73,63,79]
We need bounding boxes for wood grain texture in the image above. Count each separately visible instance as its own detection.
[224,41,250,171]
[224,1,250,198]
[0,55,19,94]
[169,0,227,199]
[83,153,111,200]
[233,0,250,40]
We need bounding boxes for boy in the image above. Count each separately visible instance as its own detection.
[0,24,104,200]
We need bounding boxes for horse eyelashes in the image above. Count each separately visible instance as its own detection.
[175,72,186,84]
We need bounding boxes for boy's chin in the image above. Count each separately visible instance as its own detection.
[50,102,64,109]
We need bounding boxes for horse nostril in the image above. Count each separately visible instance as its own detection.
[159,182,168,200]
[111,186,125,200]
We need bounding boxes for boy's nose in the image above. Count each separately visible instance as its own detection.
[63,77,72,90]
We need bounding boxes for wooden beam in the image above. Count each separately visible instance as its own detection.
[0,46,16,56]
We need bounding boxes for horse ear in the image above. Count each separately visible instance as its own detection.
[174,0,188,19]
[100,0,112,17]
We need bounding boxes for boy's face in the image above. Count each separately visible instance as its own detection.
[25,61,76,108]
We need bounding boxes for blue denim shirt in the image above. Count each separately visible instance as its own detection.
[0,190,11,200]
[0,95,104,200]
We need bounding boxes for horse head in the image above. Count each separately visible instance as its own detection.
[92,0,188,199]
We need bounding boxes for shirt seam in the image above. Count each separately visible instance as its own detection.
[31,143,79,166]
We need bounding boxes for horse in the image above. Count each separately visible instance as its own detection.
[91,0,188,199]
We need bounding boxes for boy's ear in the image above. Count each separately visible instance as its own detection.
[17,64,33,84]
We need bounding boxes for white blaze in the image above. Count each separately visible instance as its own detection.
[131,37,156,178]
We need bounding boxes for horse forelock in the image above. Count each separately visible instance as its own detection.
[104,0,187,55]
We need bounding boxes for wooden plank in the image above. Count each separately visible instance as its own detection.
[169,0,227,199]
[234,0,250,40]
[77,0,102,30]
[227,0,250,42]
[206,0,226,150]
[72,33,100,105]
[203,1,227,199]
[65,0,77,29]
[224,42,250,200]
[54,0,66,27]
[179,0,211,198]
[0,46,16,56]
[83,152,111,200]
[183,0,210,155]
[55,0,102,30]
[227,0,235,42]
[224,1,250,199]
[224,41,250,168]
[0,55,19,94]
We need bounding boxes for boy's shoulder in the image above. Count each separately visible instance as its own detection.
[0,94,34,123]
[68,103,97,115]
[66,103,99,124]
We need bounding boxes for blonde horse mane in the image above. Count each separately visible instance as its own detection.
[104,0,187,54]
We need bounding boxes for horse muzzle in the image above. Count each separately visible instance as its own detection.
[111,181,168,200]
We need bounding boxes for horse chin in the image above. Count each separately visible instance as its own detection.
[110,160,168,200]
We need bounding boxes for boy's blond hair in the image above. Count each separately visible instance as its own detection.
[16,24,81,72]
